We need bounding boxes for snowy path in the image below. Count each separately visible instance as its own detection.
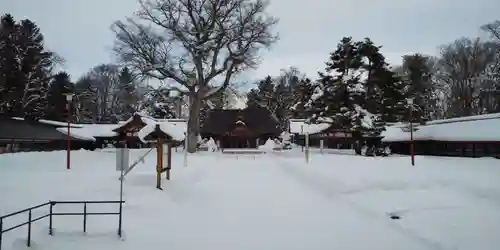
[2,150,500,250]
[42,154,441,250]
[275,153,500,250]
[273,155,451,250]
[118,154,433,250]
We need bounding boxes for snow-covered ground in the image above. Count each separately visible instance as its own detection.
[1,149,500,250]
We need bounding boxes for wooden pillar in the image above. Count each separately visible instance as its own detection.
[156,137,164,189]
[166,143,172,180]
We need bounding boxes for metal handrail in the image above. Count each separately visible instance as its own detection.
[0,200,125,250]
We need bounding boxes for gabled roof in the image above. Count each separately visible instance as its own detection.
[139,124,175,142]
[113,113,147,133]
[201,107,281,135]
[120,113,185,142]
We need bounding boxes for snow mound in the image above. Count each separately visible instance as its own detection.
[260,139,280,151]
[280,131,291,142]
[201,138,217,151]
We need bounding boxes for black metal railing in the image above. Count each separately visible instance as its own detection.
[0,200,124,250]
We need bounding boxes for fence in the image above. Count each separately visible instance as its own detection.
[0,200,124,250]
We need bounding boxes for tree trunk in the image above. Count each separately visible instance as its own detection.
[186,93,202,153]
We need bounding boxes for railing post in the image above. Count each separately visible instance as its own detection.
[49,202,53,235]
[83,202,87,233]
[27,210,32,247]
[1,218,3,250]
[118,201,123,238]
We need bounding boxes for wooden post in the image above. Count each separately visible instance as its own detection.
[156,137,164,189]
[301,125,304,152]
[305,132,309,163]
[166,143,172,180]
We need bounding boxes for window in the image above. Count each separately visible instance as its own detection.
[126,132,138,137]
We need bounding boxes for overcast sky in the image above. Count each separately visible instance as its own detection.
[4,0,500,83]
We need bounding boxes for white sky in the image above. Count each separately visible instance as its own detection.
[4,0,500,83]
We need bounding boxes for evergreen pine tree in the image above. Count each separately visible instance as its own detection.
[309,37,366,134]
[74,76,98,123]
[246,88,261,108]
[115,67,139,120]
[245,75,290,128]
[16,19,54,119]
[246,76,275,108]
[401,54,435,123]
[357,38,406,134]
[0,15,57,119]
[0,14,20,116]
[291,78,315,118]
[46,71,73,121]
[308,37,407,155]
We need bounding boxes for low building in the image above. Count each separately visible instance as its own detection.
[0,114,187,153]
[382,113,500,158]
[289,119,369,149]
[65,113,186,148]
[200,107,281,148]
[0,116,95,153]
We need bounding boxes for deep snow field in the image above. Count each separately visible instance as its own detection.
[1,148,500,250]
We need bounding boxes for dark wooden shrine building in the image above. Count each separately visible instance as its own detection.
[110,113,147,147]
[200,107,281,148]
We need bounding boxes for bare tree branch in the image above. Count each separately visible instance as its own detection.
[437,37,498,117]
[112,0,277,88]
[482,20,500,42]
[112,0,278,152]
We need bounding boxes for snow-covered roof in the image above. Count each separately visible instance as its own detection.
[10,117,84,128]
[425,112,500,125]
[155,118,187,133]
[133,114,186,142]
[382,113,500,142]
[289,119,331,135]
[38,119,84,128]
[56,124,120,141]
[55,127,97,141]
[47,114,187,142]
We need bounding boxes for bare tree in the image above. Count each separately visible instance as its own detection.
[74,64,124,123]
[112,0,278,152]
[88,64,122,122]
[480,20,500,112]
[437,37,497,117]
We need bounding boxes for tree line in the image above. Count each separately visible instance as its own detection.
[0,13,244,124]
[246,22,500,137]
[2,0,500,153]
[0,14,141,122]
